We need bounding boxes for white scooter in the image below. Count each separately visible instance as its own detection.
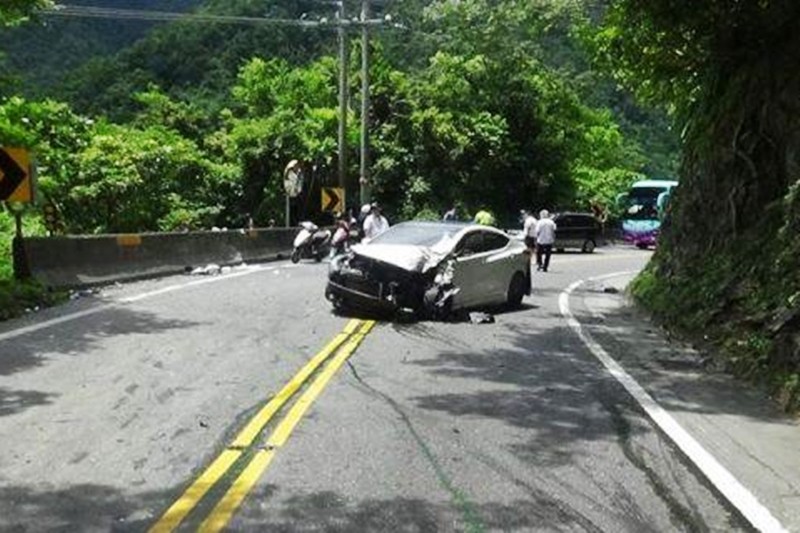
[291,221,332,263]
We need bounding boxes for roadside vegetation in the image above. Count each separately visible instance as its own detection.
[0,0,678,234]
[595,0,800,411]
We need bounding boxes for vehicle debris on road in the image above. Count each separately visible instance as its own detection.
[469,311,495,324]
[189,264,222,276]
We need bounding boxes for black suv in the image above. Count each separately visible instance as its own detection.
[553,212,601,253]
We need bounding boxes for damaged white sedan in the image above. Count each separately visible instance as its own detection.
[325,221,531,318]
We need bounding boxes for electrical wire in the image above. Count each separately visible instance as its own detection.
[44,4,405,30]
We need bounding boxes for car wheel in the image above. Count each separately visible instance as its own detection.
[636,243,649,250]
[506,272,527,309]
[290,249,301,263]
[582,239,596,253]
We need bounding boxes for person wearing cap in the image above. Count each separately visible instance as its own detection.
[363,203,389,241]
[534,209,557,272]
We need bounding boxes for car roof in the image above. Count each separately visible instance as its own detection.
[392,220,508,236]
[631,179,679,188]
[555,212,596,218]
[393,221,473,230]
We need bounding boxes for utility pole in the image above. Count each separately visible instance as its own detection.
[359,0,371,206]
[336,1,348,193]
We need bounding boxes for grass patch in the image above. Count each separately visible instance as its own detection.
[0,277,67,321]
[1,208,67,321]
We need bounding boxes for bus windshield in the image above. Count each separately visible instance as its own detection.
[624,187,664,221]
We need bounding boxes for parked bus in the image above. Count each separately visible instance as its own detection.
[617,179,678,248]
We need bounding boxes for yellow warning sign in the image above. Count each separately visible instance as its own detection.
[321,187,345,213]
[0,147,33,203]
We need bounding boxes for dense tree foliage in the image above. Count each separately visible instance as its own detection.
[595,0,800,409]
[0,0,51,26]
[1,0,664,234]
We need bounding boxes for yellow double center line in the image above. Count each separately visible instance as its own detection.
[149,318,376,533]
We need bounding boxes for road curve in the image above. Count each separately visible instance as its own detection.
[0,248,751,531]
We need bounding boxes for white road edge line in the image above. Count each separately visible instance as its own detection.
[0,263,292,342]
[559,272,787,533]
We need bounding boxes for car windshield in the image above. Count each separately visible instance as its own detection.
[369,222,466,248]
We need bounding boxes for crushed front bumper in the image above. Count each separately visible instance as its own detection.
[325,278,400,314]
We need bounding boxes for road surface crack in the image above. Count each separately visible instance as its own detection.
[604,399,709,533]
[346,361,486,533]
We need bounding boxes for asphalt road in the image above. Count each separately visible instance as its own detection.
[0,247,750,532]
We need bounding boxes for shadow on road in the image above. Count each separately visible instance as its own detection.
[0,483,169,532]
[406,320,649,469]
[0,306,204,377]
[0,387,56,417]
[576,294,796,425]
[232,486,607,532]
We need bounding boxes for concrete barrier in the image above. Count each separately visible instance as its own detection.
[23,228,297,288]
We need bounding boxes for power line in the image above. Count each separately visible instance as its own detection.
[43,4,405,30]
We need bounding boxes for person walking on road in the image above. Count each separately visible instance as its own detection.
[522,209,538,253]
[443,205,457,222]
[534,209,557,272]
[363,203,390,241]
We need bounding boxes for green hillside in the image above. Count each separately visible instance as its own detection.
[0,0,203,95]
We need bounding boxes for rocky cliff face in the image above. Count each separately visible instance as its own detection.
[632,21,800,411]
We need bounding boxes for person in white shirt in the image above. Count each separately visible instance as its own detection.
[363,203,389,241]
[534,209,557,272]
[522,210,538,252]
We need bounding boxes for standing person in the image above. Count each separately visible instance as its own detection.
[534,209,557,272]
[363,203,389,241]
[522,209,538,253]
[357,203,372,240]
[473,209,496,226]
[331,212,352,257]
[443,204,457,222]
[590,198,608,234]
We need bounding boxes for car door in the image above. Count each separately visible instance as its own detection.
[450,231,490,308]
[452,230,517,308]
[576,214,598,244]
[555,215,573,249]
[479,231,517,301]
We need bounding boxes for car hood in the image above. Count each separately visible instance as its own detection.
[350,243,447,272]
